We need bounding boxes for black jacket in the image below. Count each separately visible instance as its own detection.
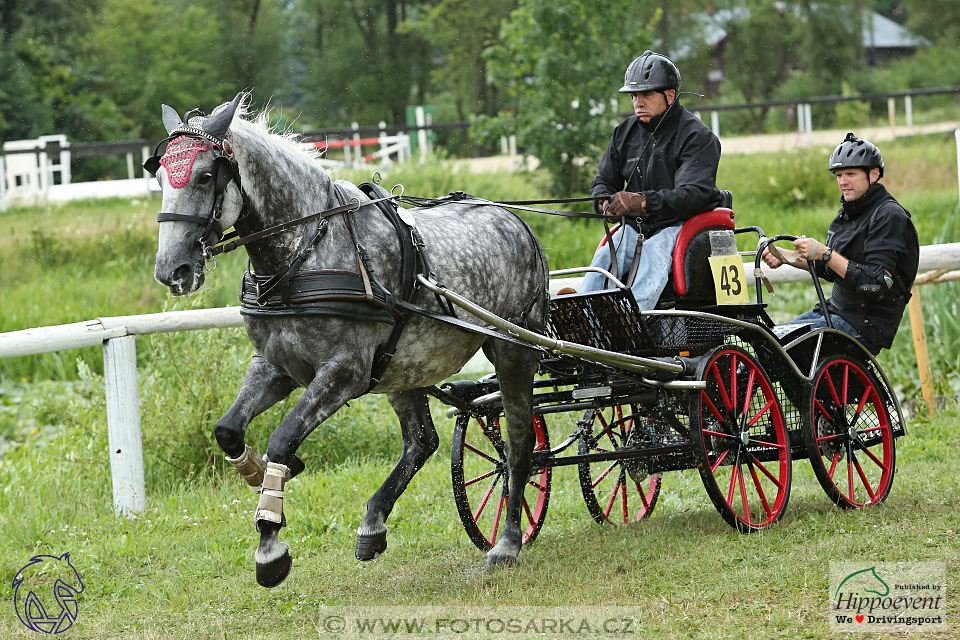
[590,102,722,237]
[816,183,919,349]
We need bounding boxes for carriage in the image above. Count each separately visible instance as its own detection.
[147,93,905,585]
[425,203,906,549]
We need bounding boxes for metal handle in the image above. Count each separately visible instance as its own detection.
[756,234,833,329]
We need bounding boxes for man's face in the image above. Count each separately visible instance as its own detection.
[833,167,879,202]
[632,89,675,122]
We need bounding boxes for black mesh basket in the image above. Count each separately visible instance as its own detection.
[547,289,653,354]
[642,313,744,355]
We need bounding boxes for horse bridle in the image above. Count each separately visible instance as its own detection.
[143,125,244,268]
[145,131,400,271]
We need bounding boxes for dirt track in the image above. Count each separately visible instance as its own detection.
[453,121,960,173]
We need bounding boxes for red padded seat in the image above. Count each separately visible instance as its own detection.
[671,208,735,296]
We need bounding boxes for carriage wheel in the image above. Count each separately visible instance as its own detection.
[803,357,896,509]
[450,413,551,551]
[689,345,791,532]
[578,404,662,525]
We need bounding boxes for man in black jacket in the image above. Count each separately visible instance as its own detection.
[762,133,919,354]
[582,50,723,309]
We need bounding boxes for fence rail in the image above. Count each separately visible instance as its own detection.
[1,243,958,517]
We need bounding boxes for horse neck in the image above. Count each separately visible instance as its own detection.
[230,124,354,274]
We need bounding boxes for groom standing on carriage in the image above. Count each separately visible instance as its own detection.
[582,50,723,308]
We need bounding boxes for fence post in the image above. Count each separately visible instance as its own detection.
[956,128,960,209]
[415,106,428,163]
[710,111,720,137]
[887,97,897,138]
[0,155,6,213]
[904,95,913,127]
[102,335,146,516]
[804,104,813,146]
[907,286,935,416]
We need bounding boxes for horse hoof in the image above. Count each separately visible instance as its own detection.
[485,551,518,570]
[355,531,387,561]
[256,546,292,588]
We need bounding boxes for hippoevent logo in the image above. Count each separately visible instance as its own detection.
[12,553,84,634]
[830,562,945,633]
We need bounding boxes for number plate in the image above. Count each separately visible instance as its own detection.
[708,255,750,304]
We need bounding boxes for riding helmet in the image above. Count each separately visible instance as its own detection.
[619,50,682,93]
[828,132,884,178]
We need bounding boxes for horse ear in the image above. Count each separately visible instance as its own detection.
[202,92,244,141]
[161,105,183,135]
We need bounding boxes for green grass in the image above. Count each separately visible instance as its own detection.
[1,401,957,639]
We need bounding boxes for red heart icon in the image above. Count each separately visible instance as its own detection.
[856,615,865,623]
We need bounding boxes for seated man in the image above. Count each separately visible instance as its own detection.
[582,50,722,309]
[761,133,919,355]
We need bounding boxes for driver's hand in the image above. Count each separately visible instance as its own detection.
[793,236,822,261]
[761,247,782,269]
[606,191,646,216]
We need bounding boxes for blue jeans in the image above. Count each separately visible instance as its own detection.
[581,223,683,311]
[780,309,881,355]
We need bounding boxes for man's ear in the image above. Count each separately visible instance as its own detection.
[869,167,881,184]
[665,89,677,105]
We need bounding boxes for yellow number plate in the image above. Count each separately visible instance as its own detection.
[708,255,750,304]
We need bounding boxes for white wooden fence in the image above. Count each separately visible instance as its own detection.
[1,244,959,517]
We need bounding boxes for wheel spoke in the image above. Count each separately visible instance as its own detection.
[854,440,888,471]
[824,369,843,408]
[744,451,784,489]
[852,454,876,502]
[464,441,499,464]
[846,443,856,501]
[747,461,773,517]
[827,451,841,480]
[814,399,834,421]
[591,460,619,489]
[527,477,547,492]
[636,479,652,510]
[490,495,505,542]
[702,390,726,423]
[465,469,498,488]
[710,448,730,473]
[737,465,751,522]
[710,364,733,411]
[750,437,786,450]
[620,472,629,523]
[842,363,850,405]
[603,474,624,519]
[726,446,742,505]
[816,433,844,444]
[472,474,501,521]
[746,398,775,428]
[741,369,757,416]
[522,495,534,527]
[702,428,737,440]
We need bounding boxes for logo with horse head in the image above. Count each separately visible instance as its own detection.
[12,553,84,634]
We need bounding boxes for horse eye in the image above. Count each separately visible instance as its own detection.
[197,172,214,185]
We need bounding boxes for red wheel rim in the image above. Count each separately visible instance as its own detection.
[587,406,659,523]
[812,359,893,507]
[699,349,790,529]
[460,415,550,546]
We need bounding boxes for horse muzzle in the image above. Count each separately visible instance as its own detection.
[155,258,205,296]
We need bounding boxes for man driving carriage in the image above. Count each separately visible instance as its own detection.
[762,133,919,355]
[581,50,723,309]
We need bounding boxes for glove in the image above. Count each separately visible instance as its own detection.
[606,191,646,216]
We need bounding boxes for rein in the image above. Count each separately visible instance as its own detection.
[400,192,622,221]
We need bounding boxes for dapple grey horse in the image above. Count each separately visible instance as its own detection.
[150,93,548,587]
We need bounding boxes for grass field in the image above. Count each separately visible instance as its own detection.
[2,132,959,638]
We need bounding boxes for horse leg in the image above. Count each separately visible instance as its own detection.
[255,360,368,588]
[214,354,297,489]
[356,389,439,561]
[485,341,540,569]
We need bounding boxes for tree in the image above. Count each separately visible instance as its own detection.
[720,0,801,127]
[480,0,657,195]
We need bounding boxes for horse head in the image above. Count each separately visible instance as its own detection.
[147,92,247,295]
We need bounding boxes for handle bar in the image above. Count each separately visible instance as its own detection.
[756,234,833,329]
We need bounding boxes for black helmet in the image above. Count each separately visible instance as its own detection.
[619,50,682,93]
[829,132,884,178]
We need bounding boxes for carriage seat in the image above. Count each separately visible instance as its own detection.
[594,206,735,305]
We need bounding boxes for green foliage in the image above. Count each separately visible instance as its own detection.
[478,0,657,195]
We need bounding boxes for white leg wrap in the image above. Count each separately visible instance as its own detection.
[225,444,267,491]
[255,462,289,526]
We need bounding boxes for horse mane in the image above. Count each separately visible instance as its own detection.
[227,100,330,220]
